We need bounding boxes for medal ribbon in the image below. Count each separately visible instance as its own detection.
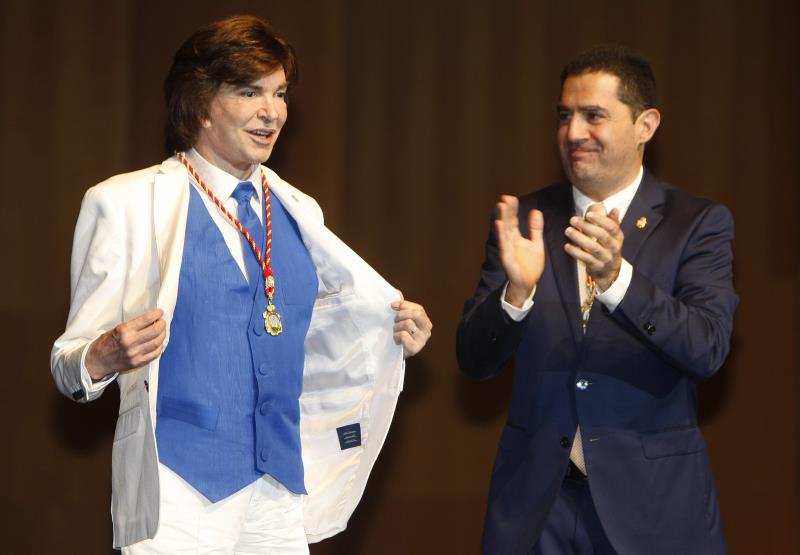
[176,151,277,304]
[580,272,596,333]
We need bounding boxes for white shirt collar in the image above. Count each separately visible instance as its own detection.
[186,148,262,203]
[571,166,643,222]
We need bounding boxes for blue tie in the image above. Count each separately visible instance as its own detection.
[231,181,265,290]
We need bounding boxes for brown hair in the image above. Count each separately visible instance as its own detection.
[561,45,656,119]
[164,15,298,154]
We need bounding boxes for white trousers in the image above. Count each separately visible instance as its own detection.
[122,464,309,555]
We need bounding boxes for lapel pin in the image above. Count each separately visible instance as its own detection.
[636,216,647,229]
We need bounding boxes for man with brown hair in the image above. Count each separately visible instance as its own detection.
[52,15,431,553]
[458,45,736,554]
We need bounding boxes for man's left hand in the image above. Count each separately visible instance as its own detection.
[564,207,624,291]
[391,294,433,359]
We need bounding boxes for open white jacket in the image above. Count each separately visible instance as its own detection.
[51,157,405,548]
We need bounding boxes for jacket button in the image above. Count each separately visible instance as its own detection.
[258,363,270,376]
[560,436,570,448]
[253,322,263,336]
[259,402,269,415]
[576,379,590,390]
[644,321,656,335]
[260,448,268,462]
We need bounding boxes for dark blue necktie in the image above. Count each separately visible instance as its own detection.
[231,181,265,290]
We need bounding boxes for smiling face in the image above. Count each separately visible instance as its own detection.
[557,71,659,199]
[194,68,288,179]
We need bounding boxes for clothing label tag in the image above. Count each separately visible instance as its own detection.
[336,423,362,450]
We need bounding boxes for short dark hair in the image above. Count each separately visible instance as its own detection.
[560,45,656,118]
[164,15,298,154]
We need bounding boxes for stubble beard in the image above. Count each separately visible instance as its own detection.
[565,157,601,189]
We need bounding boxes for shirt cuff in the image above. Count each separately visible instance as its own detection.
[595,259,633,312]
[501,282,536,322]
[79,337,118,395]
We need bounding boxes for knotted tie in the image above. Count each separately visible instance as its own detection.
[569,202,606,476]
[231,181,265,290]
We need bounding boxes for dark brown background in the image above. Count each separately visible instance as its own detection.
[1,0,797,553]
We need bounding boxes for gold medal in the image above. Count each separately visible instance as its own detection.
[264,303,283,336]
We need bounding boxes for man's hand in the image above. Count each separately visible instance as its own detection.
[391,292,433,359]
[564,205,624,291]
[495,195,545,307]
[85,308,167,380]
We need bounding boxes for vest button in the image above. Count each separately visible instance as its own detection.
[259,402,269,415]
[260,448,269,462]
[576,379,590,390]
[253,321,263,336]
[258,363,270,376]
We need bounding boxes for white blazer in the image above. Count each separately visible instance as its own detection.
[51,157,405,548]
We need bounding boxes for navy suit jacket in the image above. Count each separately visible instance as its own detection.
[456,171,737,555]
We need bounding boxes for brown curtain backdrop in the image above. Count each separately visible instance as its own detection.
[1,0,796,553]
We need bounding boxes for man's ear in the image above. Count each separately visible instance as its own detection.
[636,108,661,145]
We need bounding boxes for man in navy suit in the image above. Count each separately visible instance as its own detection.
[457,46,737,555]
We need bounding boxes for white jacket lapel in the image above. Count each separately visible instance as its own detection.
[148,158,190,422]
[153,158,191,324]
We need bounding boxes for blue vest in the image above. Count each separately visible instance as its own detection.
[156,185,317,502]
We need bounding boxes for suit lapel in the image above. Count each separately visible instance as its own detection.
[541,184,583,346]
[268,178,316,233]
[141,157,191,423]
[268,174,362,298]
[619,170,665,263]
[153,158,191,323]
[268,170,400,303]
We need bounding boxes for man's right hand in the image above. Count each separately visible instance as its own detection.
[85,308,167,380]
[494,195,545,308]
